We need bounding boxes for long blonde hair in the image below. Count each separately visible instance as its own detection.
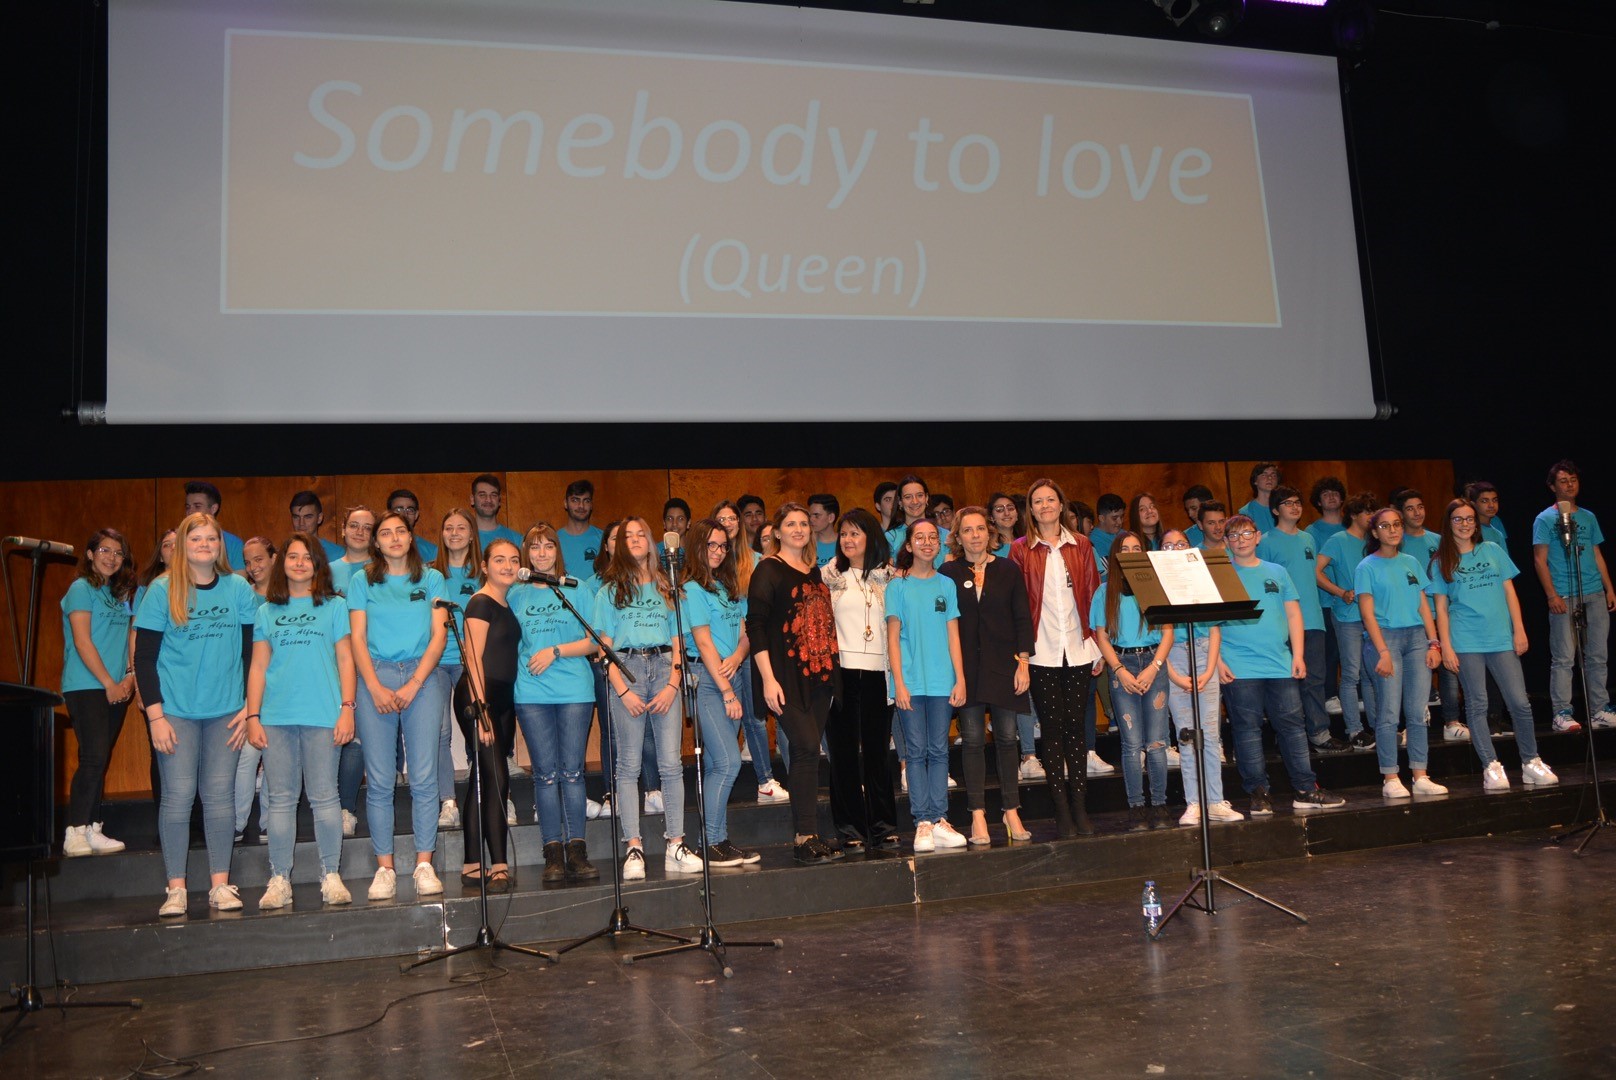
[167,512,232,625]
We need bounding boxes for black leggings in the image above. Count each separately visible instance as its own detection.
[1028,663,1093,785]
[825,667,898,840]
[454,680,515,867]
[778,688,834,837]
[958,704,1021,812]
[65,689,131,827]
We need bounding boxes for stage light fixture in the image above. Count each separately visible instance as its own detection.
[1152,0,1247,38]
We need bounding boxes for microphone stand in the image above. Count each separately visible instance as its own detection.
[407,600,556,970]
[554,579,690,957]
[2,540,75,683]
[626,541,781,977]
[1550,512,1608,855]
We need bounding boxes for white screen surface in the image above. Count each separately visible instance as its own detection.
[107,0,1374,422]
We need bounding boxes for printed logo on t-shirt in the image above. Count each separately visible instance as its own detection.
[1263,579,1280,595]
[1405,572,1418,587]
[273,611,318,627]
[584,548,599,562]
[409,589,426,602]
[459,582,477,596]
[190,603,235,621]
[934,596,947,613]
[1304,550,1315,561]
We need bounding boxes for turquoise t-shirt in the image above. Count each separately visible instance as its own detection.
[1480,522,1506,548]
[683,580,746,659]
[594,581,673,649]
[1090,529,1117,562]
[414,536,439,562]
[440,563,482,666]
[328,558,367,597]
[885,525,950,569]
[1400,530,1439,577]
[1531,505,1605,596]
[221,530,245,573]
[253,595,350,727]
[1219,559,1299,680]
[815,540,838,566]
[511,582,594,704]
[60,579,133,693]
[1185,524,1205,547]
[1238,500,1276,534]
[1089,584,1162,649]
[478,525,524,559]
[134,573,258,718]
[556,526,604,578]
[1306,520,1346,611]
[1426,542,1518,654]
[885,573,960,697]
[1319,530,1367,623]
[1354,552,1429,630]
[993,540,1013,559]
[346,567,447,662]
[319,538,345,563]
[1256,528,1324,632]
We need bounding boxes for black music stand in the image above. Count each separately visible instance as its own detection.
[1547,510,1609,855]
[1113,550,1308,938]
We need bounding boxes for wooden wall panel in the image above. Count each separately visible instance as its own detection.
[505,470,669,544]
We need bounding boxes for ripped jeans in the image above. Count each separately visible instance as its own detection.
[1110,648,1171,808]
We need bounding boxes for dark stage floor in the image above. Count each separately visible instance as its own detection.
[4,830,1614,1079]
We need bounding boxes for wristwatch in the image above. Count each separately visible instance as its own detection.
[551,645,562,662]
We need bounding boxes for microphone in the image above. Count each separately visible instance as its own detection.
[661,530,684,568]
[1556,500,1576,547]
[433,598,461,611]
[4,536,75,557]
[516,567,579,588]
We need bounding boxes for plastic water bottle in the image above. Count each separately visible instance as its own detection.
[1141,880,1162,937]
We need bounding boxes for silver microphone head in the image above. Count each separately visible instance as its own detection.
[663,531,682,553]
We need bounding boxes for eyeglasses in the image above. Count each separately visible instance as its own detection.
[1161,541,1191,550]
[94,547,125,558]
[1450,516,1476,526]
[1375,522,1403,531]
[706,541,729,551]
[1227,530,1258,541]
[1278,498,1303,507]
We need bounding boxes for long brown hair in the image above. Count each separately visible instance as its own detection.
[265,533,338,605]
[711,501,755,594]
[365,511,425,585]
[430,508,478,581]
[1103,530,1149,638]
[139,528,175,587]
[1433,498,1477,584]
[1023,478,1079,541]
[601,516,673,608]
[1128,493,1162,547]
[682,519,739,598]
[168,513,233,625]
[78,528,137,603]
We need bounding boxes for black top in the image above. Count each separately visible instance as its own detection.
[745,556,839,714]
[941,557,1035,716]
[462,592,519,707]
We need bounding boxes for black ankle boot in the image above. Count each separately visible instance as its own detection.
[542,841,567,883]
[1127,805,1151,832]
[564,839,599,880]
[1050,778,1079,839]
[1068,772,1094,835]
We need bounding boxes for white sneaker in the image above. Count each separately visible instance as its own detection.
[1165,747,1182,770]
[912,821,935,853]
[158,887,188,918]
[1208,801,1245,823]
[1325,696,1343,716]
[899,766,908,793]
[368,866,397,900]
[341,809,358,837]
[756,780,789,804]
[1087,751,1116,776]
[1018,756,1046,781]
[665,842,704,873]
[932,819,968,849]
[1382,776,1411,799]
[62,825,92,857]
[413,862,443,896]
[259,875,293,909]
[740,739,752,763]
[644,790,665,815]
[622,847,646,880]
[438,799,460,828]
[321,873,353,905]
[1399,729,1407,747]
[1593,708,1616,730]
[1411,776,1448,796]
[505,798,518,826]
[1482,761,1510,791]
[1522,758,1559,786]
[86,822,125,854]
[1552,711,1581,734]
[1178,803,1201,826]
[586,797,605,819]
[946,774,959,789]
[208,883,243,911]
[1443,721,1470,741]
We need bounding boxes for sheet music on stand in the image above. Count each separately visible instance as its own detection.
[1144,548,1224,607]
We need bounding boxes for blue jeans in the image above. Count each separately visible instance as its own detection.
[1110,651,1170,808]
[593,661,662,794]
[1371,624,1432,773]
[339,741,365,815]
[609,650,685,843]
[1458,652,1541,765]
[1223,678,1319,795]
[1333,617,1378,735]
[262,724,343,878]
[233,742,261,834]
[1437,665,1461,723]
[157,712,239,881]
[354,658,449,858]
[515,701,593,846]
[437,663,462,801]
[693,659,751,845]
[1321,609,1339,700]
[897,695,953,823]
[1168,637,1224,807]
[1301,629,1330,741]
[1550,591,1611,716]
[1017,705,1037,757]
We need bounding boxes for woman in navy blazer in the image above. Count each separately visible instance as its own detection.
[942,507,1036,845]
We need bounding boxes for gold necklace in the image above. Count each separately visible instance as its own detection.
[854,568,875,641]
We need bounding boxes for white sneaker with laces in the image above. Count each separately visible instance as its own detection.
[158,887,188,918]
[438,799,461,828]
[1165,747,1182,770]
[208,883,244,911]
[413,862,443,896]
[912,821,935,853]
[321,873,353,905]
[644,790,665,815]
[1521,758,1559,786]
[946,774,959,789]
[1399,729,1407,747]
[1208,801,1245,823]
[755,780,789,804]
[1087,751,1116,777]
[62,825,92,857]
[341,809,358,837]
[259,875,293,909]
[1382,776,1411,799]
[1443,721,1470,741]
[622,847,646,880]
[1552,711,1582,734]
[1411,776,1449,796]
[740,739,752,762]
[1325,696,1343,716]
[1593,708,1616,730]
[586,797,604,820]
[1482,761,1510,791]
[665,842,704,872]
[87,822,126,854]
[505,798,518,826]
[368,866,397,900]
[1178,803,1201,826]
[1018,756,1046,781]
[932,819,968,849]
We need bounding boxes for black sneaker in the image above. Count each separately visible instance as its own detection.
[874,833,903,852]
[1249,790,1273,817]
[1311,736,1352,754]
[706,839,760,867]
[793,836,843,865]
[1349,729,1376,751]
[1293,787,1346,810]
